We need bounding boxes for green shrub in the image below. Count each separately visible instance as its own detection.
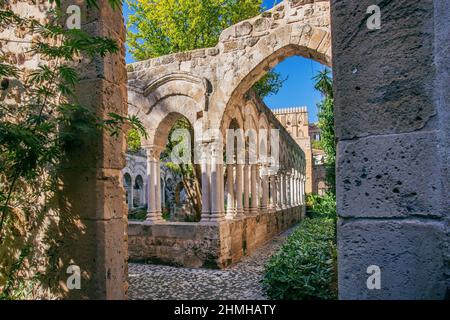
[306,193,336,218]
[262,218,338,300]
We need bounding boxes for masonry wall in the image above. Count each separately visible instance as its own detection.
[332,0,450,299]
[128,206,304,268]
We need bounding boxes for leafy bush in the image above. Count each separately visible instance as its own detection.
[306,193,336,218]
[262,218,337,300]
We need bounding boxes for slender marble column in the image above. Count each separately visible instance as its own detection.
[250,164,259,214]
[243,164,250,214]
[260,166,269,211]
[270,175,277,210]
[200,156,211,222]
[235,164,244,218]
[226,164,235,219]
[210,157,224,222]
[146,147,163,223]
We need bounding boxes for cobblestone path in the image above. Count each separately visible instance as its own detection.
[128,227,295,300]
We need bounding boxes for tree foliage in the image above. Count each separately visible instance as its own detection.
[160,118,202,221]
[313,69,335,194]
[0,1,146,298]
[127,0,262,59]
[126,0,283,98]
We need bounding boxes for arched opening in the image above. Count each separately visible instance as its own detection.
[123,173,133,209]
[133,175,144,208]
[157,114,201,222]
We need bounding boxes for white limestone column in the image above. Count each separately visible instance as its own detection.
[260,166,269,211]
[235,164,244,218]
[294,173,298,206]
[243,164,250,214]
[270,175,277,210]
[283,173,289,208]
[250,164,259,214]
[210,159,224,222]
[226,164,235,219]
[277,174,282,210]
[200,158,210,221]
[156,163,162,213]
[130,178,134,209]
[146,147,162,223]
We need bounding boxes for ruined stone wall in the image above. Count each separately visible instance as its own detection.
[128,206,304,268]
[333,0,450,299]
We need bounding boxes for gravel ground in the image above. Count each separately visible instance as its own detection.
[128,227,295,300]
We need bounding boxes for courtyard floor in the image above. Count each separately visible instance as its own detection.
[127,227,295,300]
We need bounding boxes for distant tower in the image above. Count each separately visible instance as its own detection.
[273,107,313,194]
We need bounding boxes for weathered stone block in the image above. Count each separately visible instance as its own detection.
[338,219,447,300]
[337,131,444,218]
[332,0,436,139]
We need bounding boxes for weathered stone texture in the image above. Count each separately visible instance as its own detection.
[333,0,450,299]
[338,220,447,300]
[128,207,304,268]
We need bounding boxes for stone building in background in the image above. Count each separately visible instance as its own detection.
[273,107,328,196]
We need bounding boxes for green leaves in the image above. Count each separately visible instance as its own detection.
[262,218,338,300]
[126,0,262,60]
[314,69,336,194]
[253,71,287,98]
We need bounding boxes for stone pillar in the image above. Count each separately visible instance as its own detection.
[250,164,259,214]
[146,147,163,223]
[277,174,282,210]
[333,0,449,299]
[210,143,225,223]
[260,165,269,211]
[129,179,134,209]
[200,146,211,221]
[288,173,292,207]
[226,164,235,219]
[270,175,277,210]
[235,164,244,218]
[243,164,250,214]
[55,0,127,299]
[280,173,286,209]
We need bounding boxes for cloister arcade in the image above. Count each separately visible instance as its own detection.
[125,0,330,266]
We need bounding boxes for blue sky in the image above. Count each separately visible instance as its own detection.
[123,0,327,123]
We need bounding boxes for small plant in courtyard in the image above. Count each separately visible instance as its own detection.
[306,193,336,219]
[262,217,338,300]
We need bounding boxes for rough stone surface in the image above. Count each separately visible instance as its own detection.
[338,220,447,300]
[128,227,295,300]
[333,0,450,299]
[128,207,304,268]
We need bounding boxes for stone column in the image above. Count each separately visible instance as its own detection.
[146,147,163,223]
[226,164,235,219]
[129,178,134,209]
[286,172,291,208]
[250,164,259,214]
[260,166,269,211]
[277,174,282,210]
[200,146,211,222]
[243,164,250,214]
[270,175,277,210]
[235,164,244,218]
[210,145,224,223]
[284,173,289,208]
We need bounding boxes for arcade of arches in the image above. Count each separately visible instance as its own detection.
[125,0,330,268]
